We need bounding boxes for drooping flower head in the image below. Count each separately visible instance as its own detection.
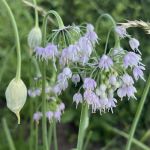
[99,55,113,70]
[115,26,127,38]
[33,112,42,124]
[83,78,97,91]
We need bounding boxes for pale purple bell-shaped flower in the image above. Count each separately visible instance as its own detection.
[35,47,44,59]
[85,24,98,44]
[84,90,100,112]
[129,38,141,54]
[73,93,83,108]
[72,74,80,86]
[133,65,145,81]
[122,74,134,85]
[63,67,72,79]
[115,26,127,38]
[106,97,117,113]
[99,55,113,70]
[59,48,69,66]
[58,79,69,91]
[83,78,97,91]
[78,36,93,57]
[53,84,62,95]
[44,43,58,59]
[117,85,137,99]
[123,52,141,68]
[28,88,41,98]
[67,44,79,62]
[33,112,43,123]
[45,111,53,122]
[59,103,65,112]
[54,110,62,122]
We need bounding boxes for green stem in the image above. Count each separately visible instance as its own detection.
[2,0,21,80]
[83,131,92,150]
[43,10,64,32]
[77,103,89,150]
[41,61,49,150]
[35,123,39,150]
[2,118,16,150]
[96,13,120,48]
[40,10,64,150]
[53,120,58,150]
[125,74,150,150]
[33,0,39,27]
[100,121,150,150]
[48,122,53,150]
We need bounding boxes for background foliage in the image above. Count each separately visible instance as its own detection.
[0,0,150,149]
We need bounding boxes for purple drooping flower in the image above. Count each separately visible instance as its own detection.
[44,43,59,58]
[115,26,127,38]
[84,90,101,112]
[129,38,141,54]
[99,55,113,70]
[54,110,62,122]
[45,111,53,122]
[59,45,79,66]
[78,36,92,57]
[122,74,134,85]
[123,52,141,68]
[63,67,72,79]
[58,103,65,112]
[28,88,41,98]
[33,112,42,123]
[133,65,145,81]
[85,24,98,44]
[83,78,97,91]
[117,74,137,99]
[35,43,58,60]
[73,93,83,108]
[106,97,117,112]
[72,74,80,86]
[53,84,62,95]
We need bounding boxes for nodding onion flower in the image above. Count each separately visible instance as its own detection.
[33,101,65,123]
[33,22,145,115]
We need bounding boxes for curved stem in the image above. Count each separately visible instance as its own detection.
[43,10,64,33]
[2,0,21,80]
[125,74,150,150]
[77,103,89,150]
[96,13,120,48]
[33,0,39,27]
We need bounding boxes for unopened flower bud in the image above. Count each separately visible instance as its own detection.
[5,78,27,124]
[28,26,42,50]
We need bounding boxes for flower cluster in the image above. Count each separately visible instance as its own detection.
[33,23,145,115]
[53,67,72,95]
[33,102,65,123]
[59,24,98,66]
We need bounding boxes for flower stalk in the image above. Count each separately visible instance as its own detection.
[76,103,89,150]
[2,0,21,80]
[125,74,150,150]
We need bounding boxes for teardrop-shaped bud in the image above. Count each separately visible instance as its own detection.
[5,78,27,124]
[28,26,42,50]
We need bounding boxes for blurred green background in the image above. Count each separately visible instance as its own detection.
[0,0,150,150]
